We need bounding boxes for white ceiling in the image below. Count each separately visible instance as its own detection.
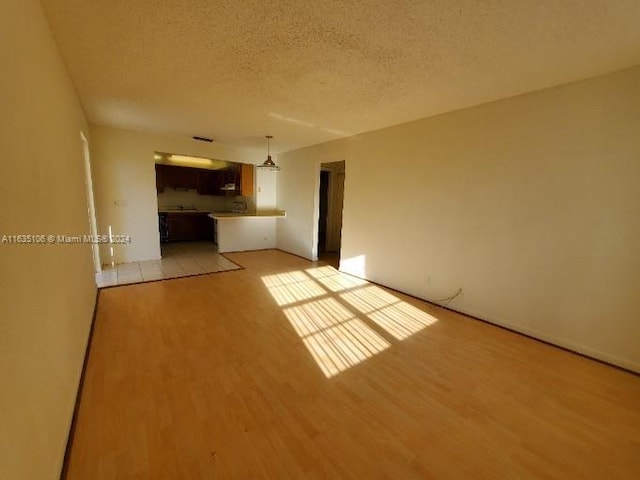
[41,0,640,153]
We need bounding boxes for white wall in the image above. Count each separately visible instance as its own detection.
[216,217,277,253]
[277,66,640,372]
[255,168,278,211]
[0,1,97,478]
[276,139,351,260]
[90,125,264,264]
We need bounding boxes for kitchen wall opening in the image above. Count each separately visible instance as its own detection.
[154,151,255,257]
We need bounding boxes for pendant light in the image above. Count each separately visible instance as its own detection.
[257,135,281,171]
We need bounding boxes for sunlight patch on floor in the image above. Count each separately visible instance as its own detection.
[261,271,326,306]
[262,264,438,377]
[283,298,390,377]
[340,285,438,340]
[305,265,368,292]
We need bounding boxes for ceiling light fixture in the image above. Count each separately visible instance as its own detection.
[257,135,281,171]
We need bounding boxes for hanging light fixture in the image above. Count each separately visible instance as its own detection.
[257,135,281,171]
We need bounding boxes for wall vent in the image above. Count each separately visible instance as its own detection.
[192,136,213,143]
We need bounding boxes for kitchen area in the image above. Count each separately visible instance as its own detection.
[155,152,284,254]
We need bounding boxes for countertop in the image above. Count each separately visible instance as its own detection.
[158,209,210,214]
[208,211,286,220]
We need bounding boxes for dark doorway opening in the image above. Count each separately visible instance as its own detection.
[317,170,330,255]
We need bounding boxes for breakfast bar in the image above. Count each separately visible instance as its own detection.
[208,211,286,253]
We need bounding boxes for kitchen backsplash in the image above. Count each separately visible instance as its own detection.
[157,188,253,211]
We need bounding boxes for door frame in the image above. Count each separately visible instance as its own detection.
[81,132,101,273]
[312,160,345,260]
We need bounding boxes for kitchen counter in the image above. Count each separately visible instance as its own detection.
[158,209,210,213]
[208,210,286,220]
[208,211,285,253]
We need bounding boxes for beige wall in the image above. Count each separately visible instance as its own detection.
[216,217,277,253]
[90,125,264,264]
[0,0,97,478]
[277,66,640,372]
[255,168,278,211]
[276,139,352,259]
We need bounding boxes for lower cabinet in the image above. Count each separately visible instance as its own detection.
[165,213,213,242]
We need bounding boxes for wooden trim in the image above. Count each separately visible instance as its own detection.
[442,305,640,377]
[275,248,315,262]
[60,290,101,479]
[219,247,276,254]
[240,163,254,196]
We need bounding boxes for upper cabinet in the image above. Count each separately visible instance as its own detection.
[156,162,254,197]
[220,165,239,192]
[156,164,165,193]
[196,169,218,195]
[218,163,254,196]
[156,164,199,191]
[240,163,254,196]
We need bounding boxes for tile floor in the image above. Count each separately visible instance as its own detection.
[95,241,241,288]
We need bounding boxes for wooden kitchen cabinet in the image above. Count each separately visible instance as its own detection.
[166,213,213,242]
[155,162,254,196]
[167,214,192,241]
[158,165,199,190]
[240,163,254,196]
[219,163,254,195]
[155,164,166,193]
[196,169,218,195]
[220,165,238,192]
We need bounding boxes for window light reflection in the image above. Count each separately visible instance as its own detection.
[340,286,438,340]
[261,265,439,377]
[284,298,390,377]
[261,271,326,306]
[305,266,367,292]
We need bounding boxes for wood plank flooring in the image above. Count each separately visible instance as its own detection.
[66,250,640,479]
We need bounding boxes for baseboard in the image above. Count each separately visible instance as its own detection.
[275,248,315,262]
[59,289,101,479]
[448,304,640,375]
[219,247,277,254]
[334,268,640,377]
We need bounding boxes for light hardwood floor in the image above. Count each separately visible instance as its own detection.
[67,250,640,479]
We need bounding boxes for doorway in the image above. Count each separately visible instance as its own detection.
[317,161,345,267]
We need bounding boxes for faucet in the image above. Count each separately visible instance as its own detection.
[232,199,247,212]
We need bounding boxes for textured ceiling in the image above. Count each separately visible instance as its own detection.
[41,0,640,153]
